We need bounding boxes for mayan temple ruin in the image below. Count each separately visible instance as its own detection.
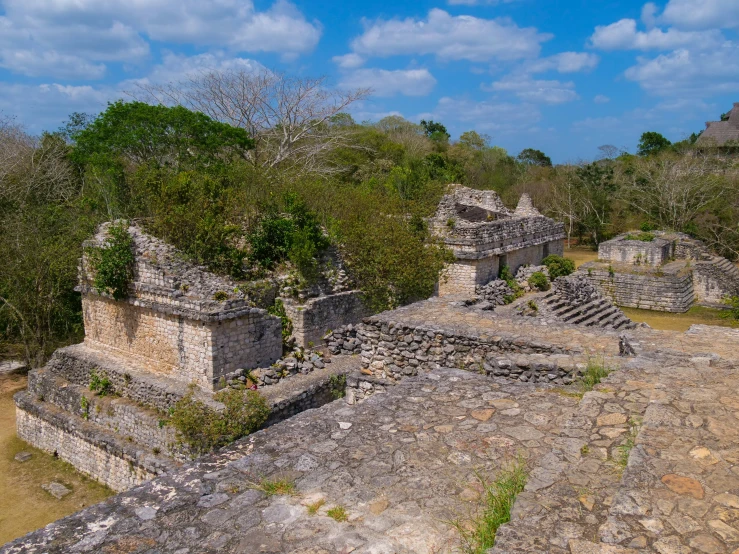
[580,231,739,312]
[7,188,739,554]
[432,185,565,296]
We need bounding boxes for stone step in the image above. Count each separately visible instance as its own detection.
[578,306,620,327]
[46,343,217,413]
[27,368,187,460]
[573,303,618,324]
[15,390,179,492]
[555,298,612,322]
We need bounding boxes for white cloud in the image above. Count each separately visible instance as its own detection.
[424,96,541,133]
[488,75,579,104]
[624,43,739,96]
[0,0,320,79]
[132,52,266,85]
[641,3,659,28]
[338,68,437,97]
[332,53,365,69]
[447,0,520,5]
[524,52,600,73]
[350,9,551,62]
[589,18,723,51]
[594,94,610,104]
[661,0,739,30]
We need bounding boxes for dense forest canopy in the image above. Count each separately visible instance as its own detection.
[1,71,738,366]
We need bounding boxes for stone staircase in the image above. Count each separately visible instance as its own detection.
[542,280,638,331]
[491,348,739,553]
[694,255,739,306]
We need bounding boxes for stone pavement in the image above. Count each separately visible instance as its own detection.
[2,367,579,554]
[5,308,739,553]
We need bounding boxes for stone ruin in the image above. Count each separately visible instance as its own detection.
[580,231,739,312]
[13,222,367,492]
[431,185,565,297]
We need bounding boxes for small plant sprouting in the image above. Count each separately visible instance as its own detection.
[580,444,590,456]
[329,374,347,399]
[327,505,349,522]
[80,395,90,420]
[608,265,615,278]
[152,447,161,455]
[578,358,611,393]
[615,418,640,472]
[89,369,113,396]
[449,457,528,553]
[307,499,325,515]
[446,218,456,229]
[527,300,538,313]
[253,478,296,497]
[213,290,229,302]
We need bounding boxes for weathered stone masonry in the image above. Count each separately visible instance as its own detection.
[433,186,565,297]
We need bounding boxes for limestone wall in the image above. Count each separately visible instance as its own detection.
[581,265,694,312]
[282,291,368,348]
[692,259,739,304]
[82,295,281,388]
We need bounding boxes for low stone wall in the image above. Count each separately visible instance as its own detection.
[282,290,368,348]
[581,265,694,312]
[15,394,173,492]
[327,313,583,386]
[45,344,210,412]
[598,237,672,267]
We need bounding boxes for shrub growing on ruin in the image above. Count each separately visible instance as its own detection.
[170,386,270,455]
[528,271,550,291]
[723,296,739,320]
[267,298,294,348]
[87,222,135,301]
[541,255,575,280]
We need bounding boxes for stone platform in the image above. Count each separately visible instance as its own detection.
[3,367,581,553]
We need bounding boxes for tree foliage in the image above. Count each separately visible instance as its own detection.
[637,131,672,156]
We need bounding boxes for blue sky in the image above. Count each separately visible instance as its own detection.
[1,0,737,162]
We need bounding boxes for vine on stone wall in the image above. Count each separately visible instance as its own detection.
[87,222,135,301]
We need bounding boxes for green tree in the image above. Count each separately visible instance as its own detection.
[637,131,671,156]
[420,120,451,143]
[71,101,253,169]
[458,130,489,151]
[517,148,552,167]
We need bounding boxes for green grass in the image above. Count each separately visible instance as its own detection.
[252,477,296,496]
[327,505,348,522]
[578,358,611,393]
[451,458,528,554]
[615,418,640,472]
[306,499,325,515]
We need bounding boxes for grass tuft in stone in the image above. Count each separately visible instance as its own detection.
[255,478,296,497]
[578,358,611,393]
[306,499,325,515]
[450,457,528,553]
[327,505,348,522]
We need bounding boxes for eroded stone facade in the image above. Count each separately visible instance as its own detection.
[582,231,739,312]
[433,185,565,296]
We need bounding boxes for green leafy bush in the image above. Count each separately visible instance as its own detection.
[170,386,270,456]
[89,370,113,396]
[329,374,347,399]
[528,271,550,291]
[541,255,575,280]
[247,193,329,284]
[267,298,293,347]
[499,265,524,303]
[87,222,134,300]
[723,296,739,320]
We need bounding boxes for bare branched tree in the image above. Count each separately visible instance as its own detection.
[0,116,77,205]
[134,69,371,175]
[618,155,728,231]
